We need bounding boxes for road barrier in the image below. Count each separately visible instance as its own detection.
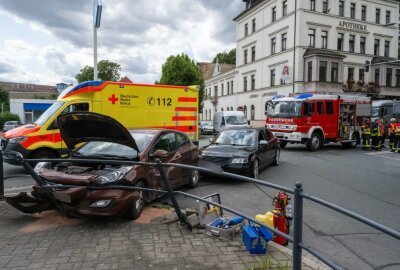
[0,151,399,270]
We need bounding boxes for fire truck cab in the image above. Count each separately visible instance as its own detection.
[265,93,371,151]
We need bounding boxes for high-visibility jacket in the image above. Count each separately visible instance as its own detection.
[389,123,396,135]
[395,123,400,135]
[361,124,371,135]
[378,123,385,136]
[371,125,380,136]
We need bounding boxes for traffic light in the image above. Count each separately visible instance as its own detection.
[365,60,370,72]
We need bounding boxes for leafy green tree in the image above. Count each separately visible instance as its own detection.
[158,53,205,110]
[75,60,121,83]
[212,49,236,65]
[0,86,10,112]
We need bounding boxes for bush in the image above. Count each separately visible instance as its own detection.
[0,113,21,130]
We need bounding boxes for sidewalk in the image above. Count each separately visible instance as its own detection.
[0,201,327,270]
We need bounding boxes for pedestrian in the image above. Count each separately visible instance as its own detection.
[394,120,400,153]
[370,119,381,151]
[378,118,385,149]
[389,118,396,151]
[361,118,371,150]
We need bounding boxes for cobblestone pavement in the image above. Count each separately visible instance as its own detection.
[0,201,326,270]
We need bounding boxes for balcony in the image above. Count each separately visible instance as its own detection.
[210,96,218,104]
[304,81,343,93]
[342,81,400,97]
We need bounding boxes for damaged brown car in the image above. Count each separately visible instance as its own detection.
[5,112,200,220]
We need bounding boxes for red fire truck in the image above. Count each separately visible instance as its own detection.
[265,93,371,151]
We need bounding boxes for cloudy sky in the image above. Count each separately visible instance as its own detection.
[0,0,243,86]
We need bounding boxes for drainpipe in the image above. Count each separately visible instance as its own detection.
[292,0,297,93]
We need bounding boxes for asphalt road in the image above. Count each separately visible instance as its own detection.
[2,137,399,269]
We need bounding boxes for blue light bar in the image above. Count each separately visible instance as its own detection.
[295,93,313,99]
[272,95,285,100]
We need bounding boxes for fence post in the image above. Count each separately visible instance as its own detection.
[0,151,4,199]
[292,181,303,270]
[155,159,187,227]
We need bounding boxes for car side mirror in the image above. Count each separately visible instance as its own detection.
[149,149,169,158]
[259,140,269,146]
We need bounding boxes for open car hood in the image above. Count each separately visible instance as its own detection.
[58,112,139,152]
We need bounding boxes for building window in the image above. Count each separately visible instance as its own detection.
[227,82,230,94]
[360,37,366,54]
[221,84,224,96]
[396,69,400,86]
[310,0,315,11]
[243,77,247,91]
[251,105,255,120]
[321,31,328,49]
[251,46,256,61]
[349,35,355,53]
[307,61,313,82]
[282,1,287,16]
[359,69,365,81]
[322,0,328,13]
[271,37,276,54]
[270,69,276,86]
[384,40,390,57]
[251,75,255,90]
[214,86,218,97]
[231,81,234,94]
[337,33,344,51]
[282,33,287,51]
[319,61,327,82]
[361,5,366,21]
[386,11,391,24]
[272,6,276,22]
[350,3,356,19]
[308,29,315,47]
[375,8,380,24]
[339,1,344,17]
[252,19,256,33]
[245,23,248,36]
[244,49,248,64]
[386,68,392,86]
[348,67,354,82]
[374,39,380,56]
[331,62,338,82]
[374,69,380,85]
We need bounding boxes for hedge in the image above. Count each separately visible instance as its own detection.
[0,113,21,130]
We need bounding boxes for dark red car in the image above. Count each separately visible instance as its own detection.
[5,112,199,220]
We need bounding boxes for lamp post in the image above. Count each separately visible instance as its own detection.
[93,0,102,80]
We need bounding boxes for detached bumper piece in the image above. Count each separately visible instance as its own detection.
[4,192,53,214]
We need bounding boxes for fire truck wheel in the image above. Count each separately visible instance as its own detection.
[250,159,259,179]
[279,141,287,148]
[273,148,280,166]
[307,132,322,151]
[343,133,359,149]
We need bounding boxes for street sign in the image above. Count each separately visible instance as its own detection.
[93,0,102,28]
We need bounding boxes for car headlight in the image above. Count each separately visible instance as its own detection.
[231,158,248,164]
[9,136,27,144]
[34,162,50,174]
[92,166,133,185]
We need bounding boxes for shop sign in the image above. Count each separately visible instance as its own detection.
[338,20,367,32]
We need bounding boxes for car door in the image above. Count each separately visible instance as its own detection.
[175,132,196,186]
[265,129,278,163]
[257,130,269,168]
[151,132,183,189]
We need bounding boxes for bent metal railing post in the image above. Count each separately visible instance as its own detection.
[292,182,303,270]
[0,151,4,198]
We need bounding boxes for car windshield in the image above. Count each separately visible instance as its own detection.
[34,101,65,126]
[266,101,302,118]
[131,132,155,152]
[5,121,16,125]
[224,115,247,125]
[75,141,138,159]
[214,129,256,146]
[371,107,380,117]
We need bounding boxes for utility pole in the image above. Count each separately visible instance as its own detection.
[93,0,102,80]
[292,0,297,93]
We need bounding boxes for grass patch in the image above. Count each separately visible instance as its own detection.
[245,253,291,270]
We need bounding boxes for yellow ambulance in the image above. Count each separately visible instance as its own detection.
[1,81,199,165]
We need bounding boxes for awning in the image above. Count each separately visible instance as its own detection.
[23,103,53,111]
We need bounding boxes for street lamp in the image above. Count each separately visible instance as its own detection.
[93,0,102,80]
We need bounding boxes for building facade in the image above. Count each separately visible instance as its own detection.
[202,0,400,125]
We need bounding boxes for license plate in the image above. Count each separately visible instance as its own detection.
[275,133,284,137]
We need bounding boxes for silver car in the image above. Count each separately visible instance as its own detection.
[3,121,23,132]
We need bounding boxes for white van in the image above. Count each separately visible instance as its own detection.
[213,111,249,133]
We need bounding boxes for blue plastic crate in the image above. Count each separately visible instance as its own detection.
[242,225,273,254]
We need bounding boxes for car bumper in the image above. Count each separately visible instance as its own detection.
[272,131,303,142]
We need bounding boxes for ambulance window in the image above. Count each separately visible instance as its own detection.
[303,102,314,116]
[62,103,89,114]
[326,102,334,114]
[317,102,324,114]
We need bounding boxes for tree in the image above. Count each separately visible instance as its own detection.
[212,48,236,65]
[75,60,121,83]
[158,53,205,110]
[0,85,10,112]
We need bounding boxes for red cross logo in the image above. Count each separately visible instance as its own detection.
[108,94,119,104]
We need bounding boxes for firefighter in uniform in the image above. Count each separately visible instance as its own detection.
[361,118,371,150]
[370,119,381,151]
[394,120,400,153]
[378,118,385,149]
[389,118,396,151]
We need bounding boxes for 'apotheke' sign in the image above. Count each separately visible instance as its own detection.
[338,20,367,31]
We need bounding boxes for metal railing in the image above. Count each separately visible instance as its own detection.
[0,151,399,270]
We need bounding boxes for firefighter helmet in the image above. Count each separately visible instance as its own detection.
[391,118,396,122]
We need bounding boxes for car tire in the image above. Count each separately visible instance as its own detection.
[279,141,287,148]
[250,158,259,179]
[125,181,146,220]
[188,169,200,188]
[307,132,322,151]
[272,148,280,166]
[30,150,57,166]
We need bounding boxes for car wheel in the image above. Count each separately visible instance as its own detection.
[272,148,280,166]
[189,169,199,188]
[250,159,259,179]
[125,181,145,220]
[307,132,322,151]
[30,150,57,166]
[279,141,287,148]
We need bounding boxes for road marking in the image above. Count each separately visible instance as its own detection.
[364,151,400,161]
